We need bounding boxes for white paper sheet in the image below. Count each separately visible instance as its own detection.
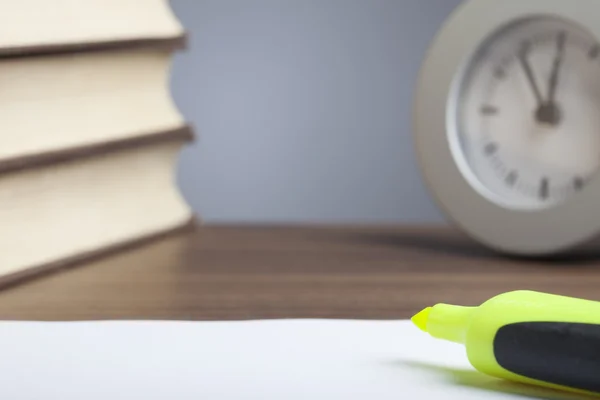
[0,320,589,400]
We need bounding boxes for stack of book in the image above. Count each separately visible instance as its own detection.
[0,0,195,286]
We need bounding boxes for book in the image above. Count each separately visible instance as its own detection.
[0,0,184,57]
[0,127,194,284]
[0,320,544,400]
[0,45,186,161]
[0,0,196,286]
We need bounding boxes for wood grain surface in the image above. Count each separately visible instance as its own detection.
[0,225,599,321]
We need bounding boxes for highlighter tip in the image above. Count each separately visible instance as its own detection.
[411,307,431,332]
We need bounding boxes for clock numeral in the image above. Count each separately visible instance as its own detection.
[480,105,498,116]
[484,142,498,155]
[539,178,549,200]
[505,171,518,187]
[574,177,585,191]
[589,44,600,60]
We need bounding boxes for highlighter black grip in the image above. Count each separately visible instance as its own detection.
[494,322,600,393]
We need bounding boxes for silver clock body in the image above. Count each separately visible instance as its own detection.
[413,0,600,255]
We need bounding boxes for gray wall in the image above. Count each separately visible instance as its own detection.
[171,0,462,224]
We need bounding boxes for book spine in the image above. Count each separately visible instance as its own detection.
[0,125,195,175]
[0,217,198,292]
[0,34,189,59]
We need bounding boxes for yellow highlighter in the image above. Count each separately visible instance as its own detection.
[412,290,600,397]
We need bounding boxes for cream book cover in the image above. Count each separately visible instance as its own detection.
[0,46,186,161]
[0,0,184,52]
[0,131,194,280]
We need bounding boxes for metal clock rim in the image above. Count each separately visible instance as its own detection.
[413,0,600,255]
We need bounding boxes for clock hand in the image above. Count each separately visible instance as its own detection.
[547,31,566,105]
[518,42,544,109]
[533,31,567,126]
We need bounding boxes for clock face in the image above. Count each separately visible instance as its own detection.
[449,16,600,210]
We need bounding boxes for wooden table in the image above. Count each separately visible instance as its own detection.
[0,226,598,321]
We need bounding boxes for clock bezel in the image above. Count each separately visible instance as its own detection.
[413,0,600,255]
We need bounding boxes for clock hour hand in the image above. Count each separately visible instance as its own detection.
[518,42,544,108]
[518,40,562,126]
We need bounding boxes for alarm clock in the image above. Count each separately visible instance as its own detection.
[413,0,600,256]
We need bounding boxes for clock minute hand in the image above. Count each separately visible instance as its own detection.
[547,31,566,104]
[518,43,544,107]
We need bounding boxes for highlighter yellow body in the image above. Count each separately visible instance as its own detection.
[413,290,600,396]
